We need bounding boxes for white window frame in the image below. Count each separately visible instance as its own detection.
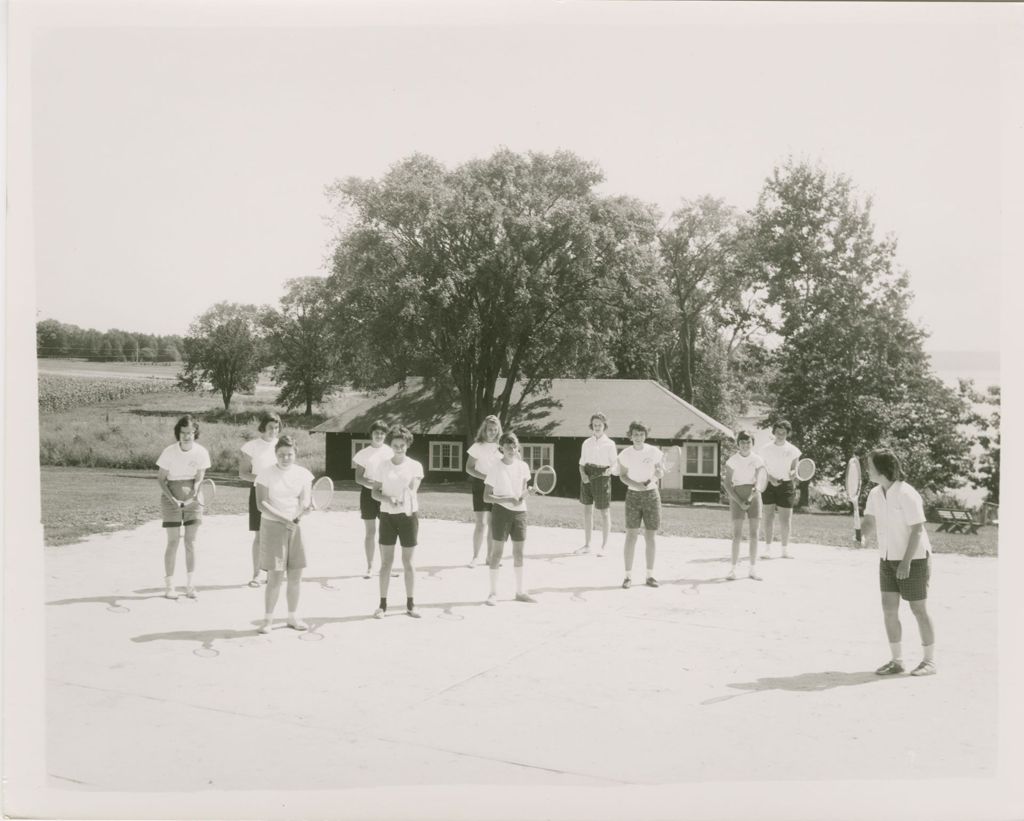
[429,441,464,472]
[351,439,372,465]
[520,443,554,473]
[683,442,718,476]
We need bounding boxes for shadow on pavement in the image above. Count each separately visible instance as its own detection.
[46,593,164,611]
[702,670,894,705]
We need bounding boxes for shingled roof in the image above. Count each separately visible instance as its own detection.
[312,378,733,441]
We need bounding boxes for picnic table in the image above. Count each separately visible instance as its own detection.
[935,508,981,535]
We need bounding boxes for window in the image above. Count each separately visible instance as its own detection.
[351,439,371,464]
[520,443,553,473]
[684,443,717,476]
[429,441,464,472]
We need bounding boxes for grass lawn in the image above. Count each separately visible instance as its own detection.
[40,466,999,557]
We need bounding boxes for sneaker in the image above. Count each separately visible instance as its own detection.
[645,577,659,588]
[910,660,937,677]
[247,578,260,588]
[257,620,272,634]
[749,569,763,581]
[390,570,400,578]
[874,660,905,676]
[574,545,591,555]
[164,587,179,600]
[287,618,309,631]
[406,607,422,619]
[485,594,498,606]
[185,587,198,599]
[726,567,738,581]
[622,577,632,589]
[373,608,386,619]
[782,549,793,559]
[596,549,606,558]
[363,568,372,580]
[515,592,538,603]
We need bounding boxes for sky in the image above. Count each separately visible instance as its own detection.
[27,2,1010,353]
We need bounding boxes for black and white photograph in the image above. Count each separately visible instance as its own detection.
[4,1,1022,819]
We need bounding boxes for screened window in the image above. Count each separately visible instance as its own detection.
[520,443,554,472]
[429,441,464,472]
[684,443,717,476]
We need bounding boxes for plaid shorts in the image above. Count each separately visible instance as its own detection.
[879,557,930,601]
[580,473,611,510]
[625,487,660,531]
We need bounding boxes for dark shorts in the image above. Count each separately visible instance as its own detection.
[160,479,202,528]
[248,484,261,531]
[762,479,796,509]
[879,557,930,602]
[729,485,762,521]
[379,512,419,548]
[625,488,660,531]
[471,477,492,513]
[360,485,381,520]
[580,472,611,510]
[491,504,527,542]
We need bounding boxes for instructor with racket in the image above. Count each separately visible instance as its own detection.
[255,435,314,634]
[156,414,211,600]
[758,419,801,559]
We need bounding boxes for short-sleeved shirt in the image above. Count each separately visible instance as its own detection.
[376,457,424,516]
[617,444,663,487]
[759,441,801,482]
[241,437,278,477]
[579,434,618,468]
[255,464,314,521]
[467,441,501,477]
[726,452,766,486]
[485,459,532,513]
[353,443,394,482]
[156,442,212,480]
[864,481,932,561]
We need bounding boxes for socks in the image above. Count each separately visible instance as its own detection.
[186,572,194,589]
[890,642,903,662]
[624,571,632,580]
[514,566,524,595]
[922,644,935,662]
[489,568,499,596]
[164,575,174,589]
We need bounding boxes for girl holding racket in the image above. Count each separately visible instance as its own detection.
[156,415,212,600]
[616,420,664,589]
[577,412,618,557]
[465,415,502,567]
[370,425,425,619]
[483,431,536,605]
[238,411,281,588]
[255,435,314,633]
[353,420,393,579]
[723,431,768,581]
[758,419,801,559]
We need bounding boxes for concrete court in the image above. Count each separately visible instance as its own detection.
[44,510,997,792]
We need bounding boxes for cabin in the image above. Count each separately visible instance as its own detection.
[311,377,734,504]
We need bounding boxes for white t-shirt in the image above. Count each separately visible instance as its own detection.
[467,441,501,478]
[579,434,618,468]
[617,444,663,489]
[376,457,424,516]
[353,443,394,483]
[759,441,802,482]
[864,481,932,561]
[156,442,212,481]
[255,464,314,520]
[726,452,766,486]
[241,437,278,478]
[485,459,532,513]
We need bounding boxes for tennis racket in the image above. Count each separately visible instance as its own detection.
[661,448,679,477]
[533,464,557,495]
[845,456,862,543]
[196,478,216,510]
[795,458,815,482]
[310,476,335,511]
[755,467,768,494]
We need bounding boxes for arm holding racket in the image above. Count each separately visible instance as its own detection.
[722,465,748,510]
[156,468,184,508]
[256,484,299,528]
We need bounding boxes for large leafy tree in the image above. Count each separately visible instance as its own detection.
[263,277,343,416]
[178,302,265,410]
[325,149,664,434]
[752,159,974,492]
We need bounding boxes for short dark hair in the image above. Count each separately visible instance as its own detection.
[627,420,649,436]
[589,412,608,428]
[869,449,904,482]
[772,419,792,435]
[174,414,200,440]
[275,434,297,452]
[258,411,282,433]
[385,424,414,447]
[736,430,754,444]
[369,419,389,435]
[498,431,519,447]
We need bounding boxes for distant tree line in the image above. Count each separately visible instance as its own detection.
[36,319,182,363]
